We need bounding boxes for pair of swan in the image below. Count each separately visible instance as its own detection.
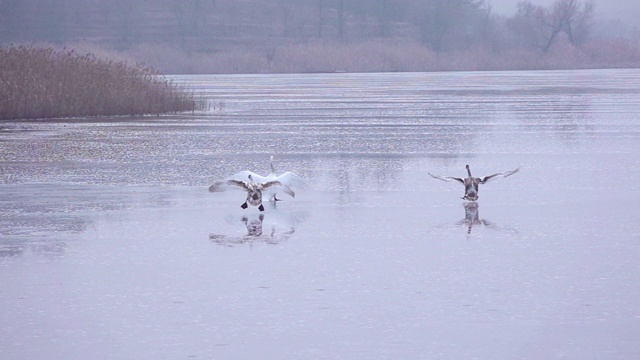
[208,156,307,211]
[429,165,519,201]
[210,159,518,210]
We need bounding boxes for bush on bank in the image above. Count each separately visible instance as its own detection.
[0,45,199,120]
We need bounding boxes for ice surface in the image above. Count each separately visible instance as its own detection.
[2,69,640,359]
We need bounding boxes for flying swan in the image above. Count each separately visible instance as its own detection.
[228,155,307,201]
[208,175,295,211]
[429,164,519,201]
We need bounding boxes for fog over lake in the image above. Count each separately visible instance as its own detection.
[1,69,640,359]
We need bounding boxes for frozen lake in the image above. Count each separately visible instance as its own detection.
[2,69,640,359]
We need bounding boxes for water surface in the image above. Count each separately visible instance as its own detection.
[2,69,640,359]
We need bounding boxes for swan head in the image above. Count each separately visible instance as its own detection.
[246,174,262,192]
[465,164,472,177]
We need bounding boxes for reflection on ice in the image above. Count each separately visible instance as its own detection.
[242,214,267,237]
[458,202,495,234]
[0,239,67,258]
[0,184,175,257]
[2,70,640,359]
[457,202,518,236]
[208,207,306,246]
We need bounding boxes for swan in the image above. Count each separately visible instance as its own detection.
[229,155,307,201]
[429,164,519,201]
[208,174,295,211]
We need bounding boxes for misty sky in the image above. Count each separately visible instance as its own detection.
[490,0,640,23]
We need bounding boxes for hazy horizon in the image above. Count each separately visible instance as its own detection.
[1,0,638,74]
[490,0,640,24]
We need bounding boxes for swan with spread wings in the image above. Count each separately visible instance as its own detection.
[429,165,519,201]
[228,155,307,202]
[208,174,295,211]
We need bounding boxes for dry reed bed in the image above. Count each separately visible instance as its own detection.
[0,46,198,120]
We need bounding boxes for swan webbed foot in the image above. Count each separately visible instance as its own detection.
[241,202,248,209]
[258,204,265,212]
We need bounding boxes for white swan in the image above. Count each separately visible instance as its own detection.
[229,155,307,201]
[208,174,295,211]
[429,164,519,201]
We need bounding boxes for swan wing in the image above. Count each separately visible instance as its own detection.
[208,179,248,192]
[262,181,296,198]
[229,170,270,184]
[479,167,520,184]
[274,171,308,190]
[428,172,464,184]
[268,156,307,188]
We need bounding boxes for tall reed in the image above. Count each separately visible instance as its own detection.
[0,45,199,120]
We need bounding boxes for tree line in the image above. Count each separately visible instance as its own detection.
[2,0,635,73]
[0,0,595,52]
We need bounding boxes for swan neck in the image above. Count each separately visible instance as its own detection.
[269,157,276,174]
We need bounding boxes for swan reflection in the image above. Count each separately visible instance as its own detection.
[242,214,266,237]
[209,209,305,247]
[458,202,496,234]
[457,202,518,236]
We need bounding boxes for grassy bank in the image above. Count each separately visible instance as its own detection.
[0,46,200,120]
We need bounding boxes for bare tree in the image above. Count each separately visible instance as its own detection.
[509,0,595,52]
[541,0,569,52]
[564,0,595,45]
[508,1,544,49]
[409,0,484,51]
